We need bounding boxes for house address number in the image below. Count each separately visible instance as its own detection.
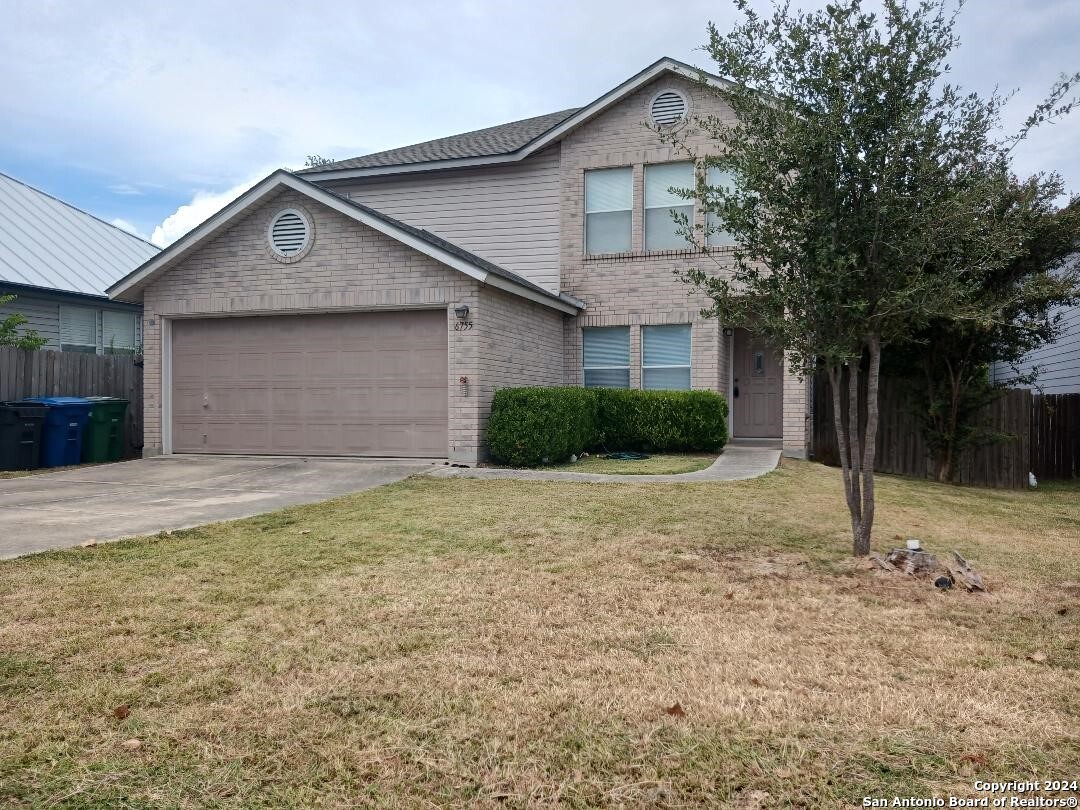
[454,321,474,331]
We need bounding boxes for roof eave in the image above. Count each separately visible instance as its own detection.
[302,58,735,182]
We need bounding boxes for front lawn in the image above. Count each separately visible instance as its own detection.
[1,462,1077,807]
[551,452,718,475]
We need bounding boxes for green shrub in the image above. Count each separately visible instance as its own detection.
[595,388,728,452]
[487,387,599,467]
[487,387,728,466]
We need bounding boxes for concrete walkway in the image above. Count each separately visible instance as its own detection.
[0,455,435,559]
[426,440,782,484]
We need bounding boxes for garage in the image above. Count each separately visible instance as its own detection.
[170,310,448,457]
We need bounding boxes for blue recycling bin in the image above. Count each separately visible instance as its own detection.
[21,397,93,468]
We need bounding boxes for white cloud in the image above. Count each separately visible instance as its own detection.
[149,171,272,247]
[108,183,143,196]
[110,217,148,239]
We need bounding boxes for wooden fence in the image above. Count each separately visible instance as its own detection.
[0,346,143,458]
[1031,394,1080,480]
[811,372,1037,489]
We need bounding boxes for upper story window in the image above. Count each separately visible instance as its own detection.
[706,166,737,248]
[59,304,98,353]
[585,167,632,255]
[642,324,692,391]
[644,162,694,252]
[582,326,630,388]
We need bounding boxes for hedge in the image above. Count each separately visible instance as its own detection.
[486,387,598,467]
[487,386,728,467]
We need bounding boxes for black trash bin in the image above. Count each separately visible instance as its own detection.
[0,401,48,471]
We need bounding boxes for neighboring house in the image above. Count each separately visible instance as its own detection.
[0,171,158,354]
[990,265,1080,394]
[108,58,809,463]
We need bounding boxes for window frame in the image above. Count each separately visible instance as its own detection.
[584,166,633,256]
[59,304,99,354]
[643,161,695,252]
[102,310,139,355]
[582,326,631,389]
[641,324,693,391]
[705,166,737,248]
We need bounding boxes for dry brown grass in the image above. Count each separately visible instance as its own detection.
[1,460,1077,808]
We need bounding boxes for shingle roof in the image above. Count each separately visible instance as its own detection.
[298,108,580,173]
[0,171,159,296]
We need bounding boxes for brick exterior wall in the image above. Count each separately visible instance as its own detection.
[557,74,808,454]
[138,188,564,463]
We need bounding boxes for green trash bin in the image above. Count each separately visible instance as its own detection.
[82,397,129,463]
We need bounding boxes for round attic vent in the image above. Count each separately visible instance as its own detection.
[268,208,310,257]
[650,90,688,127]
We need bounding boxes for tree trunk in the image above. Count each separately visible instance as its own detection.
[828,336,882,557]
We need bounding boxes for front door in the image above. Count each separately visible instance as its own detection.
[732,329,782,437]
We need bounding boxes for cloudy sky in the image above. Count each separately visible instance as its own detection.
[1,0,1077,247]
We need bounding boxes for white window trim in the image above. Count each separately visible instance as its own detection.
[582,326,631,388]
[584,167,633,256]
[643,162,695,252]
[59,304,100,353]
[641,324,693,390]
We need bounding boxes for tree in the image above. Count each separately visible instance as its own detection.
[304,155,337,169]
[886,180,1080,482]
[0,294,47,350]
[669,0,1078,555]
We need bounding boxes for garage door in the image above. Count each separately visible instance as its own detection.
[171,311,448,457]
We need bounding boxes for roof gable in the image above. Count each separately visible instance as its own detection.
[300,58,734,180]
[106,171,579,314]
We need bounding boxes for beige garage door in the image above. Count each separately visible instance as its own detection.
[171,311,448,457]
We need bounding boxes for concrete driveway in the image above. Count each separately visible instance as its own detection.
[0,455,436,559]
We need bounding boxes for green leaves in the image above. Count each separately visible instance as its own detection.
[0,294,48,350]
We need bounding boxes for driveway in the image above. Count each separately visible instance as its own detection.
[0,455,436,559]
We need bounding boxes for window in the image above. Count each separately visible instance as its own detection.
[642,324,692,390]
[644,162,695,251]
[59,305,98,353]
[582,327,630,388]
[585,167,632,254]
[706,166,737,247]
[103,311,138,354]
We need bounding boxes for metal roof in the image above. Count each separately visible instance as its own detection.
[296,108,580,174]
[0,170,160,296]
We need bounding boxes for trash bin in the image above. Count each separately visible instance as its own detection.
[21,397,93,468]
[82,397,129,463]
[0,401,48,471]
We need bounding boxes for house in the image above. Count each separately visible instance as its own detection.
[108,58,809,464]
[990,266,1080,394]
[0,171,158,354]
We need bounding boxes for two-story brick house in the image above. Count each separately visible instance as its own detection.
[108,58,809,463]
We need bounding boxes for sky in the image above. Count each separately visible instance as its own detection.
[1,0,1077,247]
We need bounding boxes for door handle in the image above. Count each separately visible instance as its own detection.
[733,386,740,398]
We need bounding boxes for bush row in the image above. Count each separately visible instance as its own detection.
[486,386,729,467]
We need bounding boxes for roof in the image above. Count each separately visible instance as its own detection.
[108,170,581,315]
[300,57,736,181]
[0,170,160,297]
[306,108,580,172]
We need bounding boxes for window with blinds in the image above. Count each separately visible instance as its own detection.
[585,167,632,255]
[103,311,138,354]
[642,324,692,390]
[706,166,737,247]
[582,326,630,388]
[644,162,694,251]
[59,305,98,353]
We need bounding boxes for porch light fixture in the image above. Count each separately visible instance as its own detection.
[723,327,735,337]
[454,304,470,320]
